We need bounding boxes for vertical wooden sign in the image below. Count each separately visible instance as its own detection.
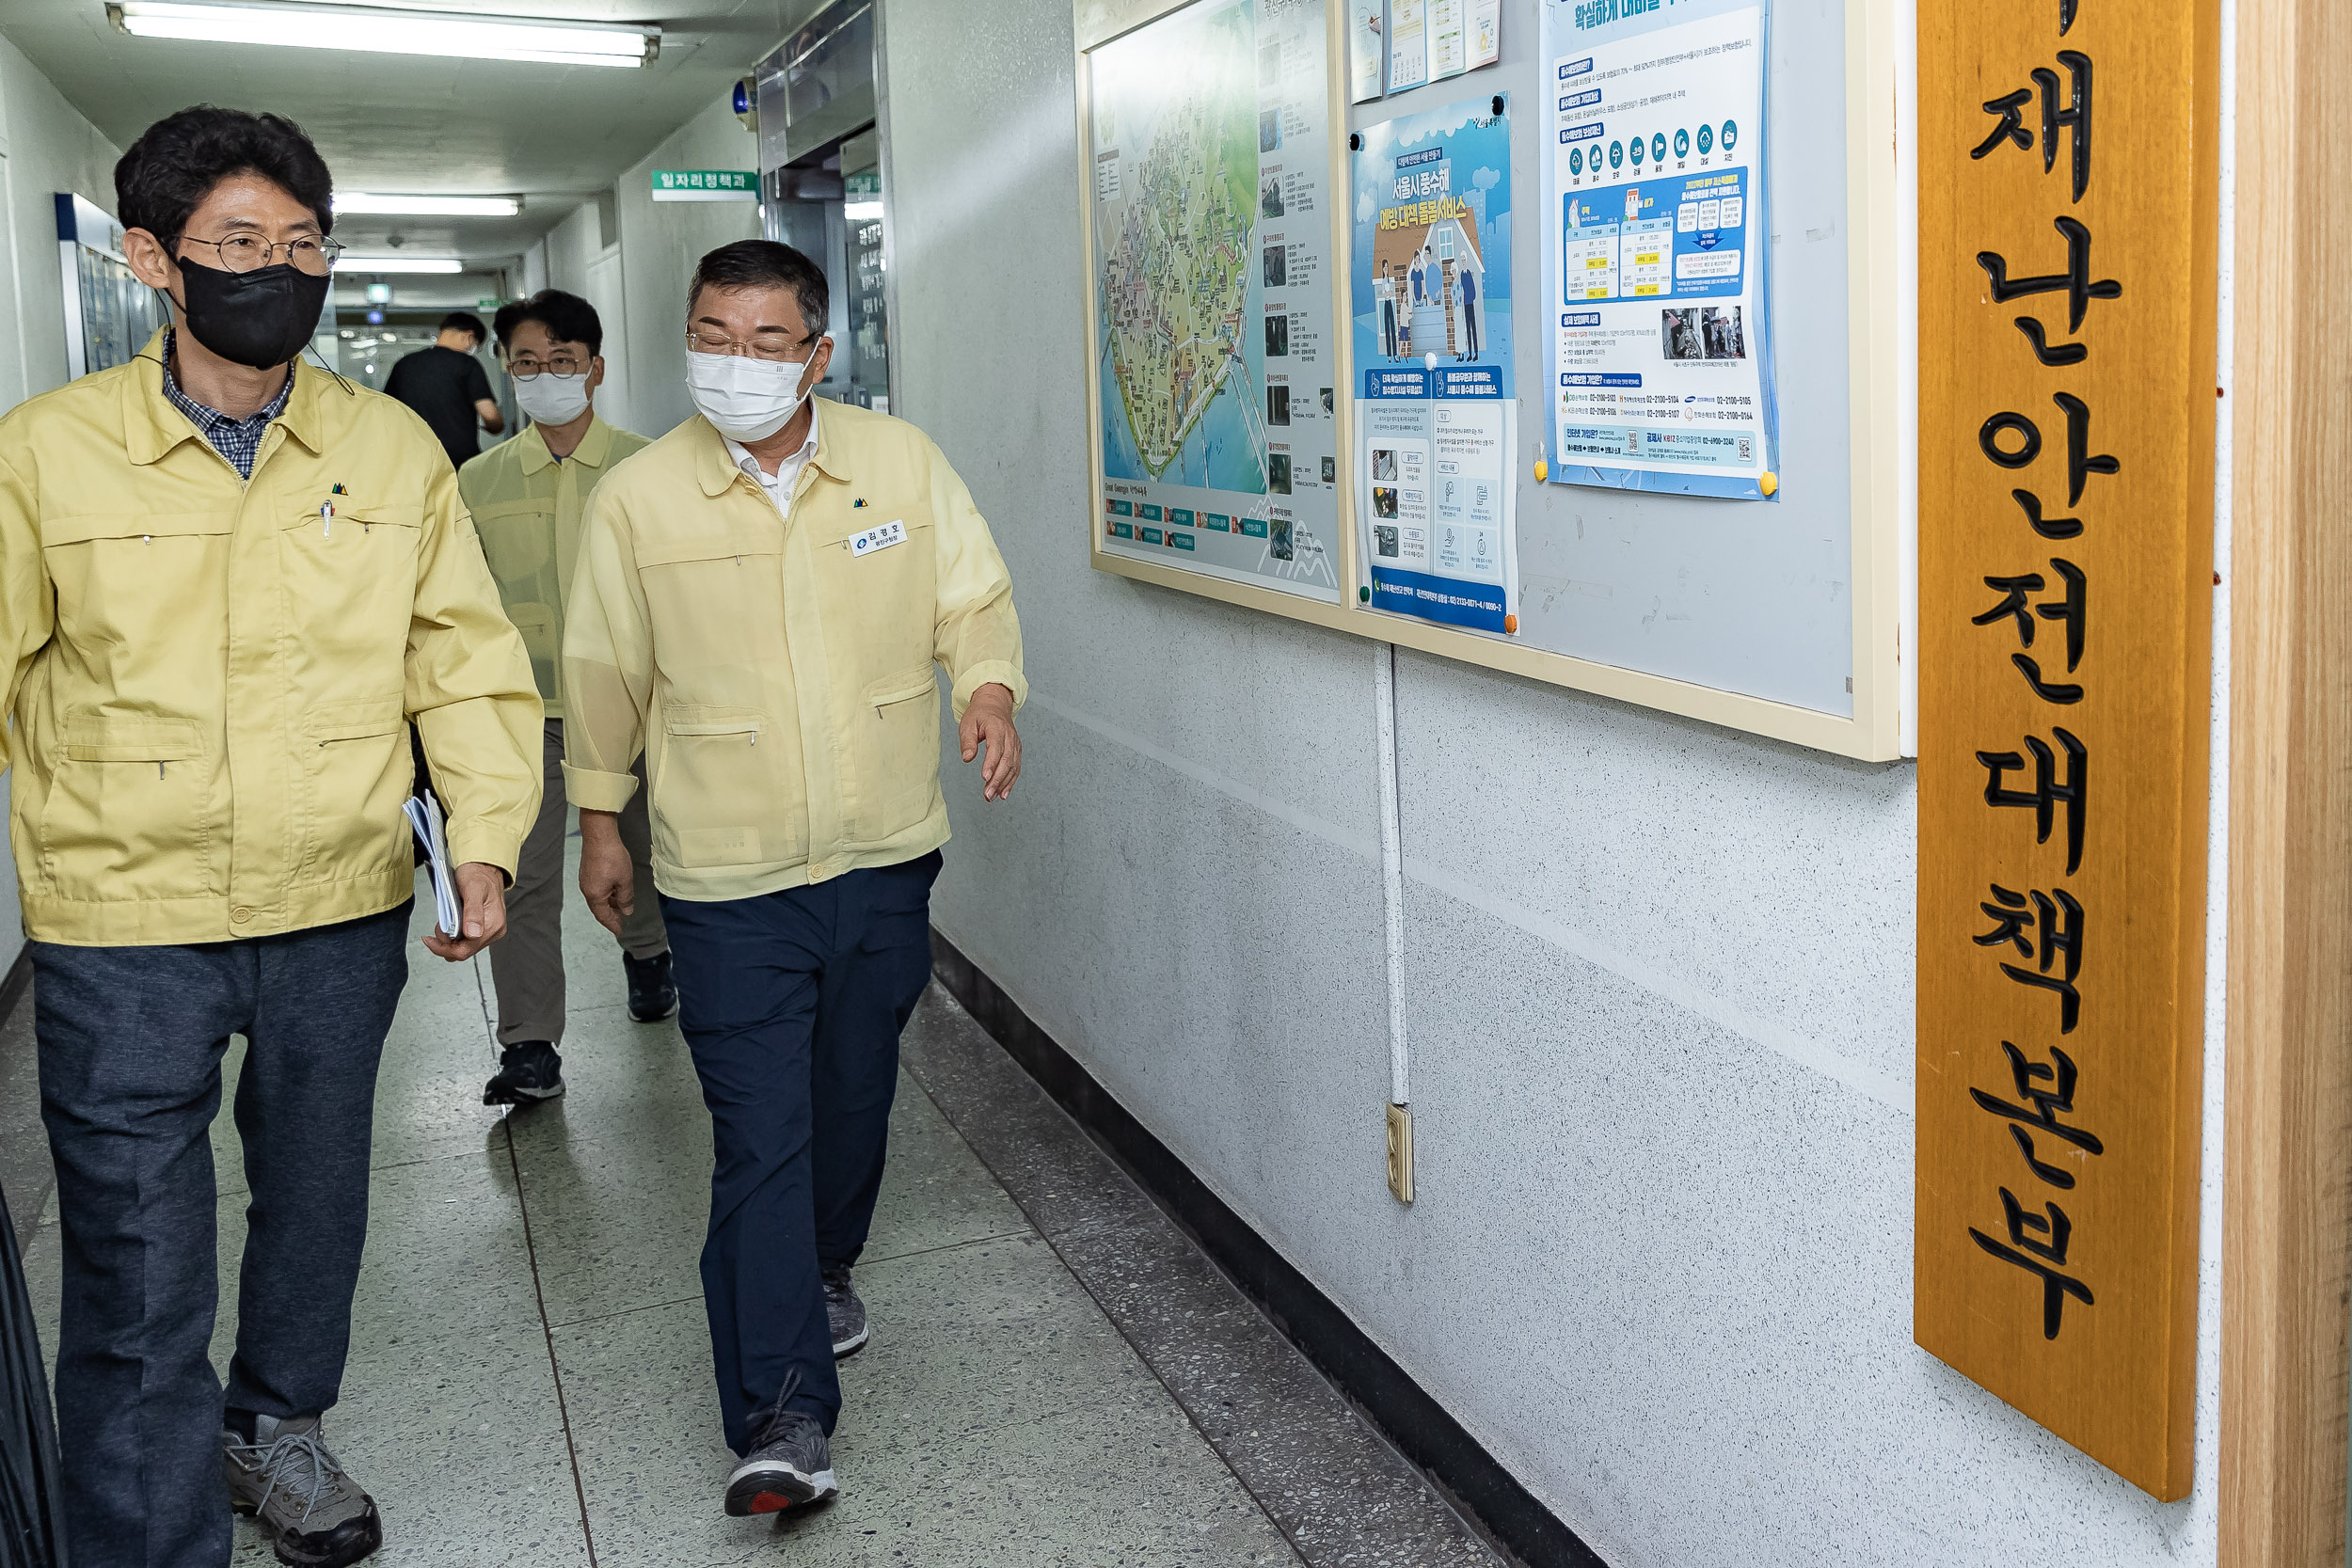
[1916,0,2218,1500]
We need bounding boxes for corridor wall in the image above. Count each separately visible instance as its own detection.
[612,97,761,439]
[525,202,637,436]
[0,34,121,411]
[882,1,2235,1565]
[0,36,122,977]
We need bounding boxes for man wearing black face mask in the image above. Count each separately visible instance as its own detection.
[0,107,541,1568]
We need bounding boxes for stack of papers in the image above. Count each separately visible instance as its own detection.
[402,790,461,937]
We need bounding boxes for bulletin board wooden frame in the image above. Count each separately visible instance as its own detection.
[1074,0,1906,762]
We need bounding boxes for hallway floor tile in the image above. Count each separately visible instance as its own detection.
[18,865,1501,1565]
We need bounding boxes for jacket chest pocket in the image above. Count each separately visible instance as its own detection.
[40,512,234,658]
[809,516,937,677]
[278,500,422,670]
[473,499,559,606]
[638,525,788,669]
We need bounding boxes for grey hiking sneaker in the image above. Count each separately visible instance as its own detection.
[822,1264,867,1358]
[483,1040,564,1106]
[222,1413,384,1567]
[724,1372,837,1516]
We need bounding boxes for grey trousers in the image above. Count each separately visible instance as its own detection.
[491,718,665,1047]
[37,903,410,1568]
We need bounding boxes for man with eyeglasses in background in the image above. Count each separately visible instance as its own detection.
[562,239,1024,1521]
[384,310,505,474]
[460,290,674,1106]
[0,106,541,1568]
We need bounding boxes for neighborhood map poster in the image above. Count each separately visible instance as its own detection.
[1089,0,1342,600]
[1541,0,1779,499]
[1350,97,1518,634]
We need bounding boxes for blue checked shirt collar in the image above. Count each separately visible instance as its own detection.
[159,328,294,480]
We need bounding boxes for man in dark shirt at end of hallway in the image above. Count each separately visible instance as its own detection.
[385,310,504,470]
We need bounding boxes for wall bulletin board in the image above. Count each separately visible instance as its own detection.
[1074,0,1905,760]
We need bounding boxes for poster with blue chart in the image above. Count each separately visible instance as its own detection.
[1542,0,1779,499]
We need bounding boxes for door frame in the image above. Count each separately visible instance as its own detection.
[2219,0,2352,1560]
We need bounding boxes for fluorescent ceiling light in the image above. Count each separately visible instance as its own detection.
[336,193,521,216]
[340,256,463,273]
[108,2,659,68]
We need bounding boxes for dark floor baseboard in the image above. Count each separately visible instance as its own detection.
[930,931,1606,1568]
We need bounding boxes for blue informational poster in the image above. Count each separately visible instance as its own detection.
[1540,0,1779,499]
[1349,97,1519,634]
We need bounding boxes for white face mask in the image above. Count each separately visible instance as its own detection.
[687,349,818,443]
[513,370,592,428]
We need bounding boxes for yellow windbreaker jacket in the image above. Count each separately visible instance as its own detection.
[0,332,543,946]
[458,415,650,718]
[562,402,1025,902]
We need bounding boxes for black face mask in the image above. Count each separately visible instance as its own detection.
[173,256,330,370]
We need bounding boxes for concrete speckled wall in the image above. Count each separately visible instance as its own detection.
[0,34,123,413]
[612,97,762,440]
[0,35,125,975]
[881,0,2229,1563]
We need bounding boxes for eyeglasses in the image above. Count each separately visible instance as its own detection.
[508,353,590,379]
[686,328,816,362]
[175,233,344,277]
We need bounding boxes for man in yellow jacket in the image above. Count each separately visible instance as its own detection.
[0,109,540,1568]
[460,290,671,1108]
[563,241,1023,1521]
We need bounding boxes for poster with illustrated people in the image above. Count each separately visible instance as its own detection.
[1349,96,1518,634]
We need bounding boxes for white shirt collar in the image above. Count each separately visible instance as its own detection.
[723,404,819,513]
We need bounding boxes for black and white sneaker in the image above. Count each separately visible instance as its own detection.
[822,1265,868,1358]
[724,1376,836,1517]
[623,950,678,1022]
[483,1041,564,1106]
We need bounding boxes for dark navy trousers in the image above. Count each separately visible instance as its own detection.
[35,903,410,1568]
[660,851,939,1454]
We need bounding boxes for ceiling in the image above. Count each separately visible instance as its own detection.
[332,274,508,310]
[0,0,824,266]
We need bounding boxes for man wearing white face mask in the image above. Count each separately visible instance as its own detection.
[562,240,1023,1521]
[458,290,673,1107]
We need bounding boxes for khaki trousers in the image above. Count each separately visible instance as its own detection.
[491,718,666,1047]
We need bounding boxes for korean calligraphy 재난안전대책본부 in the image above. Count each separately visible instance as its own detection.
[1917,0,2217,1500]
[1960,0,2110,1348]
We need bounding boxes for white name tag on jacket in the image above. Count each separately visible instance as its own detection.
[849,519,908,557]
